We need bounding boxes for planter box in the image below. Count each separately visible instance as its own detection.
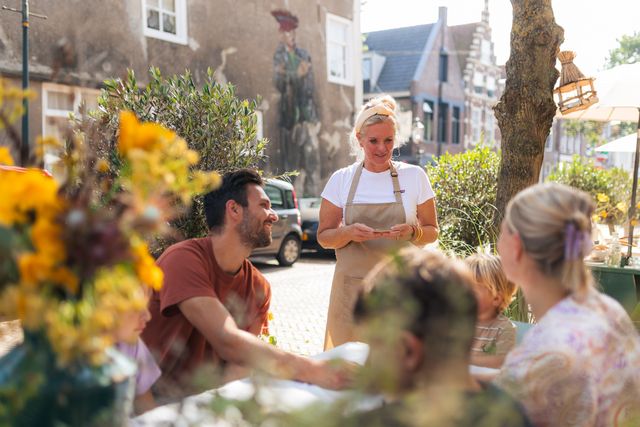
[589,263,640,326]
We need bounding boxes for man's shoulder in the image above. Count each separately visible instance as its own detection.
[243,259,270,285]
[158,238,210,263]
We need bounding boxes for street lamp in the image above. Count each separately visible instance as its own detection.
[412,117,424,165]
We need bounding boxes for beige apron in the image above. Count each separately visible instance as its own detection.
[324,161,408,350]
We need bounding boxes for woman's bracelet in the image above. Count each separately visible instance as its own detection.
[411,225,423,243]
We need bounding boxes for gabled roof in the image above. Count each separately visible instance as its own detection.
[450,22,477,76]
[364,24,435,93]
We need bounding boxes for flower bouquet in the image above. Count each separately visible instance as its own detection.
[0,80,219,425]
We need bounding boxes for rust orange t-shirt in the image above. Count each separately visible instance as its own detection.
[141,237,271,395]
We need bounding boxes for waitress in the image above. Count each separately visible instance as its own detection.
[318,95,438,349]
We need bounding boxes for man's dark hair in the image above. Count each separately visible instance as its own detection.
[354,248,478,367]
[203,169,263,231]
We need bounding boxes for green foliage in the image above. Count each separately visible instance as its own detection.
[546,155,631,225]
[426,145,500,256]
[96,68,267,247]
[562,120,604,149]
[606,31,640,69]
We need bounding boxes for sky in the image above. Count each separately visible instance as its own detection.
[361,0,639,75]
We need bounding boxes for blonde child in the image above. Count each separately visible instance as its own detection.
[114,286,160,415]
[465,253,517,369]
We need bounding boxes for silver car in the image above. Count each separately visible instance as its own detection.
[251,179,303,266]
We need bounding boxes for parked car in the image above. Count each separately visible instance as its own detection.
[299,197,323,251]
[250,179,302,266]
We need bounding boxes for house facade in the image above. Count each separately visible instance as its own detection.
[0,0,362,196]
[363,1,502,162]
[450,0,503,148]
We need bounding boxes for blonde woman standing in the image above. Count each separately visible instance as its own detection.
[318,95,438,350]
[495,183,640,426]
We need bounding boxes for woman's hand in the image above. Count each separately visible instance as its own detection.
[347,223,377,242]
[390,223,414,241]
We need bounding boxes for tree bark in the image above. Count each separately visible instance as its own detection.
[492,0,564,231]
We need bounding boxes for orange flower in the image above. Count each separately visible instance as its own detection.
[117,111,176,156]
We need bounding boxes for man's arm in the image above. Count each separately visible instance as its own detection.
[179,296,354,390]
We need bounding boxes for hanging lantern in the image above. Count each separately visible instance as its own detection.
[554,51,598,115]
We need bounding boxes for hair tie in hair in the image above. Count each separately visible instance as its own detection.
[354,103,394,134]
[564,222,592,261]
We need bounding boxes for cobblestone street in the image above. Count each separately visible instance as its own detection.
[252,252,336,356]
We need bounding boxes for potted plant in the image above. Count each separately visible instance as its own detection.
[0,80,219,425]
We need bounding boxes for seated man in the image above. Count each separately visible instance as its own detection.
[142,169,351,400]
[350,248,531,427]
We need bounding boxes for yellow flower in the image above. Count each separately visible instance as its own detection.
[0,147,14,165]
[95,158,110,173]
[118,111,176,156]
[268,312,274,322]
[600,211,609,219]
[632,219,639,227]
[0,168,60,225]
[597,193,609,203]
[18,253,53,286]
[132,241,164,290]
[49,266,79,295]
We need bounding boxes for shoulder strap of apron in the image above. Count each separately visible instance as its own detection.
[346,161,403,205]
[389,162,402,204]
[346,162,365,205]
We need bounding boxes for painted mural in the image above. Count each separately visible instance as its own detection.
[271,9,320,196]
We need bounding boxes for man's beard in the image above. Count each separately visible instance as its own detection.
[237,211,272,249]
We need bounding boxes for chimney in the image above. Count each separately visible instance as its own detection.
[438,6,447,25]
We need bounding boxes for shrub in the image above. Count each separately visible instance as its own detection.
[426,145,500,256]
[95,68,267,249]
[546,155,631,226]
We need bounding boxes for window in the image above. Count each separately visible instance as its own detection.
[423,101,434,142]
[485,108,494,143]
[284,190,295,209]
[326,13,354,85]
[472,107,481,142]
[265,185,284,209]
[143,0,187,45]
[487,75,496,98]
[480,39,492,64]
[437,103,448,144]
[452,107,460,144]
[42,83,100,171]
[439,49,448,82]
[473,72,484,95]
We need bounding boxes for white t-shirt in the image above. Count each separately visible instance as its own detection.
[321,161,435,224]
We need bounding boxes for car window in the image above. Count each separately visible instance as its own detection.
[284,190,295,209]
[265,185,284,209]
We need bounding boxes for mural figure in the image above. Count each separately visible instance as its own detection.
[271,9,320,196]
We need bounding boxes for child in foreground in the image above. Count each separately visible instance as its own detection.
[114,286,160,415]
[465,253,517,369]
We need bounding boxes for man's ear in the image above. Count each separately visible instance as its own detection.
[401,331,424,373]
[226,200,242,221]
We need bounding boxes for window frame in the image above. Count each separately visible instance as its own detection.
[326,12,354,86]
[41,83,100,172]
[142,0,188,45]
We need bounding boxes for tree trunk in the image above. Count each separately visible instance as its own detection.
[492,0,564,231]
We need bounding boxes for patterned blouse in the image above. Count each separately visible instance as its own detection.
[494,290,640,426]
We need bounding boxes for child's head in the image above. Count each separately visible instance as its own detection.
[464,253,516,317]
[115,285,152,344]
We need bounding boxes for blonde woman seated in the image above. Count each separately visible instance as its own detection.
[494,183,640,426]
